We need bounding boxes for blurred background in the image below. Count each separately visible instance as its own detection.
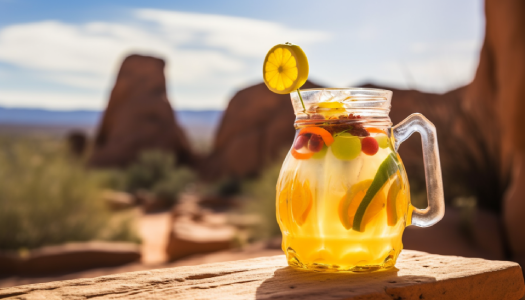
[1,0,525,286]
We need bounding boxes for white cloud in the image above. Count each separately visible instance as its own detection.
[0,10,330,109]
[0,19,247,83]
[0,4,482,110]
[410,40,479,55]
[384,53,479,92]
[42,73,110,90]
[135,9,330,57]
[400,40,481,91]
[0,90,105,110]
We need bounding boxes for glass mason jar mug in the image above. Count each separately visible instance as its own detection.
[276,88,444,272]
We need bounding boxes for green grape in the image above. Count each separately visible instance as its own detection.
[375,135,389,149]
[312,144,328,159]
[331,133,361,160]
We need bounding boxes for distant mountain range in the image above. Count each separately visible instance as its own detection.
[0,107,223,141]
[0,107,102,126]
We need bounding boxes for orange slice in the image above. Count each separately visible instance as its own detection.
[277,178,292,229]
[339,179,387,231]
[339,180,372,230]
[298,126,334,146]
[366,127,387,134]
[387,172,408,226]
[291,148,314,160]
[361,187,387,231]
[291,178,313,226]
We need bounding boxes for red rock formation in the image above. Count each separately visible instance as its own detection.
[0,242,140,276]
[365,0,525,264]
[166,197,236,261]
[361,83,505,213]
[201,80,323,180]
[464,0,525,266]
[89,54,195,168]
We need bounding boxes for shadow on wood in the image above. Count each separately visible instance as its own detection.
[255,266,436,300]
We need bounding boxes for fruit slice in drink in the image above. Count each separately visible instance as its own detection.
[339,180,372,230]
[291,148,314,160]
[298,127,334,146]
[291,126,333,160]
[387,172,407,226]
[278,179,292,229]
[339,179,388,231]
[290,177,313,226]
[353,154,399,232]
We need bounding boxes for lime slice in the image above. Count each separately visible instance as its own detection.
[352,154,400,232]
[263,43,309,94]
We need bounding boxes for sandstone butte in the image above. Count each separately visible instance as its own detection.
[0,250,523,299]
[88,54,195,168]
[472,0,525,269]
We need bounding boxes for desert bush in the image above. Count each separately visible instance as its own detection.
[241,163,282,240]
[0,136,140,251]
[120,150,196,203]
[124,150,175,192]
[151,167,196,201]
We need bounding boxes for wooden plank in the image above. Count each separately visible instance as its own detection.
[0,250,523,300]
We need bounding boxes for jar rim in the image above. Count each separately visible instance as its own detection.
[297,87,392,93]
[290,87,393,128]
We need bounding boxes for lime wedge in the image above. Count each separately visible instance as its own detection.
[352,154,400,232]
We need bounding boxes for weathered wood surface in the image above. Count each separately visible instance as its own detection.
[0,250,523,300]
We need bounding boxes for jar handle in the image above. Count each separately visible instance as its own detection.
[392,113,445,227]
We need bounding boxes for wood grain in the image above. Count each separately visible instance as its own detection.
[0,250,523,300]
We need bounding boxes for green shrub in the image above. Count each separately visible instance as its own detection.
[151,167,196,201]
[0,136,140,251]
[124,150,175,192]
[241,163,282,240]
[120,150,196,203]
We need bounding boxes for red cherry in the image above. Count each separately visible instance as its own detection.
[294,134,310,150]
[361,136,379,155]
[308,135,324,152]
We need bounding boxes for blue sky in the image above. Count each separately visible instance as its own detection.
[0,0,484,110]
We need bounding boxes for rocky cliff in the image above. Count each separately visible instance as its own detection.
[201,80,323,180]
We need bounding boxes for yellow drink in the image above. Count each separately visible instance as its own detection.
[263,46,444,272]
[277,118,411,272]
